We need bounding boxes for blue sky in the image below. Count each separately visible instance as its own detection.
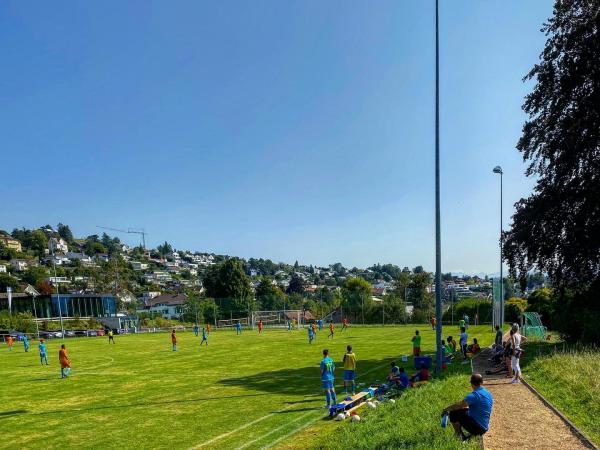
[1,1,551,273]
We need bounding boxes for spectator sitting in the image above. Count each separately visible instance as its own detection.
[387,362,400,382]
[467,338,480,356]
[443,373,493,440]
[447,336,457,354]
[410,363,430,387]
[398,367,410,389]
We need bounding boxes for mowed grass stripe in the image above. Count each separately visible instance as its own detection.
[0,325,496,450]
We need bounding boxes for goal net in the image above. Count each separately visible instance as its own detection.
[251,310,304,329]
[217,317,249,328]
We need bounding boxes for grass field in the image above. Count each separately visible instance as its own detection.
[0,324,496,450]
[521,342,600,445]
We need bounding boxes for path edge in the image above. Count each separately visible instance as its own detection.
[520,377,599,450]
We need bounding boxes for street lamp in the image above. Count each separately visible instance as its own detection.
[50,244,65,339]
[493,165,504,327]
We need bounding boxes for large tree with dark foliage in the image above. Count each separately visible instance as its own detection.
[503,0,600,342]
[203,258,254,314]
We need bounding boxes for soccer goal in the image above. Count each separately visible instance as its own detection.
[251,310,304,329]
[217,317,249,328]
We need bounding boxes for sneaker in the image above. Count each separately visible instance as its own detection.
[509,379,519,384]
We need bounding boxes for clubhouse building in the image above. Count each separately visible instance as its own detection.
[0,292,116,319]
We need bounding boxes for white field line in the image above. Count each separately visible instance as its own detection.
[261,412,321,450]
[192,403,299,449]
[236,409,318,450]
[190,358,395,449]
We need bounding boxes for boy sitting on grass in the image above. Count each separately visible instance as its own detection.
[467,338,480,356]
[410,363,429,387]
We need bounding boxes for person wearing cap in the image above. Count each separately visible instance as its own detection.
[442,373,493,440]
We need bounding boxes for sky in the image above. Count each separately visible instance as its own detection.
[1,1,552,273]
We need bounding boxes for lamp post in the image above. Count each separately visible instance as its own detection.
[493,165,504,327]
[50,245,65,339]
[434,0,443,374]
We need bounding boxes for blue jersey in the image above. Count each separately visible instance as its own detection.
[320,356,335,381]
[38,343,46,355]
[465,387,493,431]
[202,330,208,339]
[236,323,241,330]
[308,327,314,337]
[399,372,409,388]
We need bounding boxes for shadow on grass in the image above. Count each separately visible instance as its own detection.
[217,355,474,396]
[0,410,28,419]
[10,392,271,417]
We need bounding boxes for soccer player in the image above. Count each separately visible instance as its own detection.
[200,327,208,346]
[341,318,349,331]
[39,338,49,365]
[193,324,199,337]
[311,322,317,339]
[320,349,337,408]
[23,335,30,352]
[308,325,314,344]
[59,344,71,378]
[327,321,334,339]
[236,321,242,335]
[171,329,177,352]
[412,330,422,356]
[459,317,465,332]
[292,318,297,329]
[430,316,437,330]
[6,335,13,352]
[318,319,323,331]
[342,345,356,395]
[258,320,264,334]
[108,330,115,344]
[207,324,212,334]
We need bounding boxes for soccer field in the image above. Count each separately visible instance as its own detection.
[0,324,495,450]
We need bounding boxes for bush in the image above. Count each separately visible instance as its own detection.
[505,297,528,323]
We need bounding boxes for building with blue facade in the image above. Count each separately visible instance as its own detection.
[0,293,116,318]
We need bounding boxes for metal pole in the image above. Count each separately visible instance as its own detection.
[500,171,504,327]
[32,294,40,340]
[434,0,443,374]
[51,247,65,339]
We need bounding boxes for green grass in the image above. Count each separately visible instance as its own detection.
[0,325,496,450]
[521,342,600,445]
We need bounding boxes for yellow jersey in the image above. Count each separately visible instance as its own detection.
[343,352,356,371]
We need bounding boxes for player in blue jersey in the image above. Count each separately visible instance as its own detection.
[193,324,199,337]
[200,327,208,346]
[317,319,323,331]
[38,338,49,365]
[308,325,315,344]
[235,321,242,335]
[320,349,337,408]
[22,335,30,352]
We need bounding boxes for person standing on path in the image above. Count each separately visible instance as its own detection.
[510,324,527,384]
[443,373,493,440]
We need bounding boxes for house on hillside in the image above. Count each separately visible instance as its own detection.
[139,293,187,319]
[0,264,6,273]
[131,261,148,271]
[10,259,33,272]
[48,237,69,254]
[67,252,93,264]
[0,235,22,252]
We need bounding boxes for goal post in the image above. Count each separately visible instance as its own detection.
[250,310,304,329]
[217,317,249,328]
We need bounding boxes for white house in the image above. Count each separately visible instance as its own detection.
[131,261,148,271]
[10,259,30,272]
[140,291,161,303]
[48,276,71,285]
[0,264,6,273]
[48,237,69,253]
[140,293,187,319]
[67,252,93,264]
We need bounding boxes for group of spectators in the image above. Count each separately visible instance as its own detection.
[487,323,527,383]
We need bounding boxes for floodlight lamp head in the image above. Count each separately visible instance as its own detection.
[493,166,503,174]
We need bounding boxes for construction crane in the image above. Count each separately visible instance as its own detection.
[97,226,148,249]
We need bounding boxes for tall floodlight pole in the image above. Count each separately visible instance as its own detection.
[434,0,443,374]
[51,245,65,339]
[493,166,504,327]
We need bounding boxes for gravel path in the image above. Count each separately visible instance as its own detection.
[473,349,591,450]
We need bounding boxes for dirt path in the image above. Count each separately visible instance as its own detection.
[473,349,592,450]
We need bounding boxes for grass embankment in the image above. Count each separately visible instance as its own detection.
[522,343,600,445]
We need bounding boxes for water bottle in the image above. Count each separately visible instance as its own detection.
[441,412,449,428]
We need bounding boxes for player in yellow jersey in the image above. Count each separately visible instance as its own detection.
[342,345,357,395]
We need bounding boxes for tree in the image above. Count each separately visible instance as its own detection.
[22,266,48,286]
[157,241,173,257]
[413,265,424,274]
[526,287,556,328]
[57,223,74,243]
[505,297,528,323]
[341,277,372,323]
[0,273,20,291]
[203,258,254,313]
[286,273,305,295]
[255,277,285,310]
[503,0,600,342]
[28,230,48,255]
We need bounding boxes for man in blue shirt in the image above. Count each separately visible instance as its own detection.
[38,339,49,365]
[193,324,199,337]
[443,373,493,440]
[236,321,242,335]
[320,349,337,408]
[459,327,468,360]
[494,325,503,348]
[200,328,208,346]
